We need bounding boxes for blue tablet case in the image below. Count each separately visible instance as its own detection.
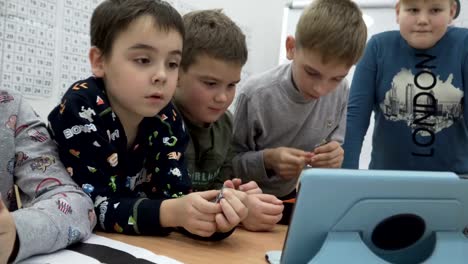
[280,169,468,264]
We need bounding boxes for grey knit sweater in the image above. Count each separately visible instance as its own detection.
[232,63,348,197]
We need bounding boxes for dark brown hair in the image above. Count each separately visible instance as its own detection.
[90,0,184,57]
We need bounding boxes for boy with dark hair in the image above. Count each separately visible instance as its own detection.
[48,0,247,239]
[174,9,284,231]
[232,0,367,199]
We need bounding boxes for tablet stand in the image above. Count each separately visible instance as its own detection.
[309,231,468,264]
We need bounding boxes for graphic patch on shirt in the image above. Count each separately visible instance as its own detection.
[69,149,80,158]
[15,151,29,167]
[35,177,63,197]
[15,124,29,136]
[28,129,48,142]
[162,136,177,147]
[190,168,221,187]
[57,197,73,214]
[63,124,97,139]
[169,168,182,177]
[109,175,117,192]
[72,82,88,91]
[67,226,81,245]
[96,96,104,106]
[7,158,15,175]
[107,129,120,141]
[0,91,14,103]
[379,68,463,135]
[126,168,151,191]
[98,199,109,230]
[79,106,96,122]
[30,155,56,172]
[107,153,118,167]
[5,115,17,131]
[167,152,181,160]
[59,100,66,114]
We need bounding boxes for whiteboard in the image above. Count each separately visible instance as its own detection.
[0,0,106,118]
[0,0,259,119]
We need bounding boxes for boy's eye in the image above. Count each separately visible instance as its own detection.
[407,8,419,13]
[431,8,442,13]
[204,81,217,87]
[305,70,319,78]
[168,62,179,69]
[134,58,151,64]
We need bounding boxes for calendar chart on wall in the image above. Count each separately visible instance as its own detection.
[0,0,107,97]
[0,0,105,117]
[0,0,201,118]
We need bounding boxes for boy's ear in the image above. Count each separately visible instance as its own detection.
[395,2,401,24]
[89,46,105,77]
[449,0,458,20]
[285,35,296,60]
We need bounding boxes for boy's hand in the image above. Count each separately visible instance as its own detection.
[309,141,344,168]
[161,190,222,237]
[242,194,284,231]
[215,189,249,233]
[0,198,17,264]
[264,147,313,179]
[223,179,262,194]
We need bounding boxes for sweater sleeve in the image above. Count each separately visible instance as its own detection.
[342,37,378,169]
[231,92,269,182]
[47,88,171,236]
[11,95,95,263]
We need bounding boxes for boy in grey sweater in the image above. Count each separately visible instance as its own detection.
[232,0,367,199]
[0,89,95,263]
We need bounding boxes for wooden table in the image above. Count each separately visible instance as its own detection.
[97,225,287,263]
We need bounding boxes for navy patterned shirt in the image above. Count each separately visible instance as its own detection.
[48,77,191,235]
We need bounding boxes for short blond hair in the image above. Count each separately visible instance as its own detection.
[295,0,367,66]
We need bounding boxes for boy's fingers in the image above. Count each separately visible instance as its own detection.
[258,212,283,224]
[239,181,260,193]
[223,180,235,189]
[199,190,220,200]
[287,148,308,157]
[232,178,242,188]
[193,221,217,237]
[194,193,222,214]
[255,196,284,215]
[222,191,248,220]
[215,213,232,233]
[219,199,242,226]
[257,194,283,204]
[314,141,341,154]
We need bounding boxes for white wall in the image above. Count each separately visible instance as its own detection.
[4,0,467,152]
[178,0,290,74]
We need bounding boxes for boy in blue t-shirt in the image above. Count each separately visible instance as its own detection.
[343,0,468,173]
